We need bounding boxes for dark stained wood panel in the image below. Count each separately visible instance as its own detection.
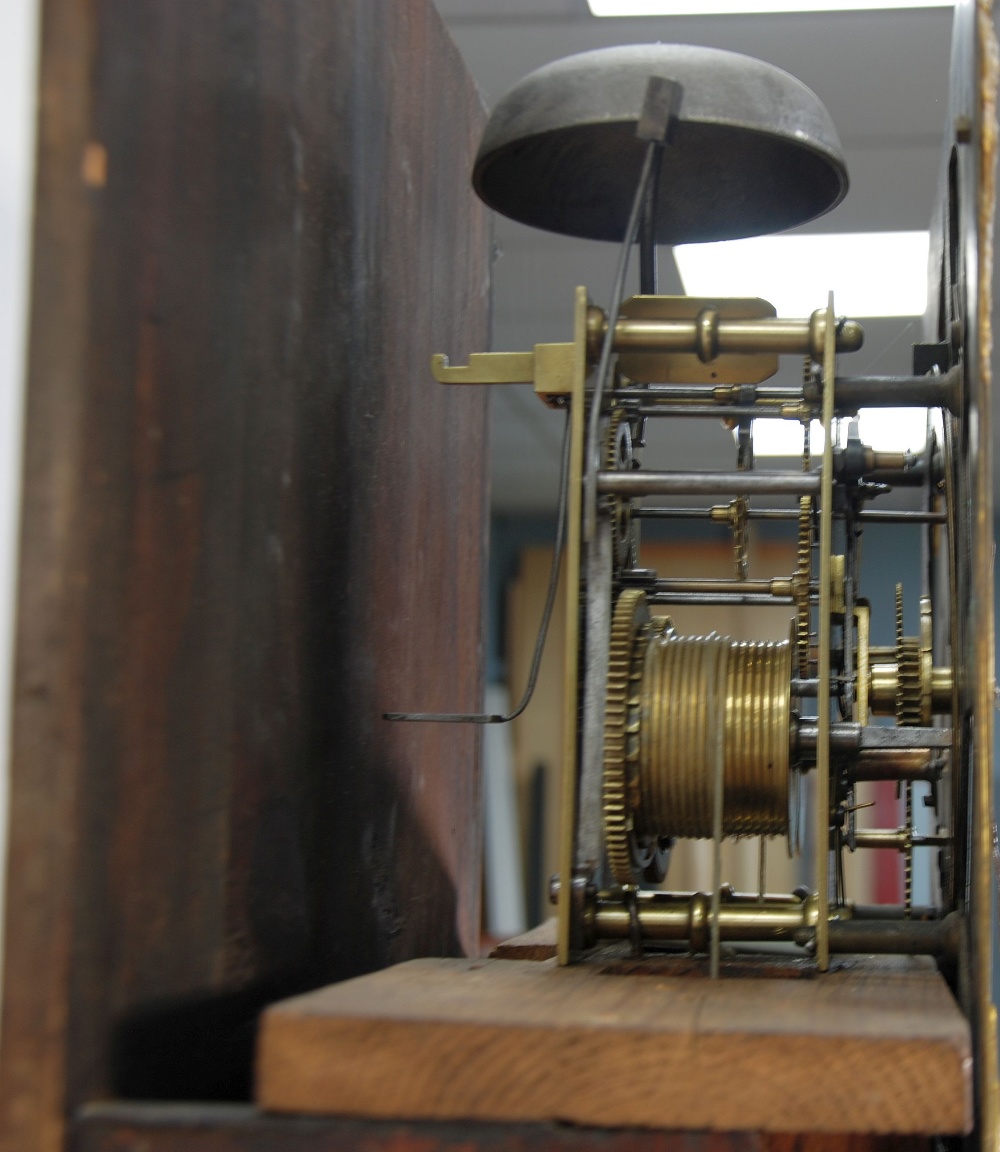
[0,3,489,1150]
[71,1104,934,1152]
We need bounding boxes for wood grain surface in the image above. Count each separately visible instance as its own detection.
[0,3,488,1150]
[491,919,558,960]
[71,1102,935,1152]
[257,956,972,1135]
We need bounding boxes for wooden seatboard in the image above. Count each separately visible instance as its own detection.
[257,956,971,1135]
[490,920,558,960]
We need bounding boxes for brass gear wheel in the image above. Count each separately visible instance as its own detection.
[603,588,649,884]
[895,584,923,726]
[606,409,634,571]
[794,414,813,678]
[794,495,813,677]
[604,589,794,882]
[603,591,673,884]
[918,595,934,725]
[896,640,923,725]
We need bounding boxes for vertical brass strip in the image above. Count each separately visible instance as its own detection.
[758,837,767,903]
[557,287,590,965]
[815,294,836,971]
[708,639,726,979]
[855,603,870,722]
[974,0,1000,1139]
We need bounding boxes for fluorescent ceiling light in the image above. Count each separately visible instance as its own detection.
[590,0,950,14]
[674,231,929,318]
[746,409,928,456]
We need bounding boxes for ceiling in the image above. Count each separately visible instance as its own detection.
[436,1,984,513]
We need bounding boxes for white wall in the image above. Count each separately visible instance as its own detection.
[0,0,40,969]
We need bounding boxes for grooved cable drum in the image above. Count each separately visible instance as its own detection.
[633,629,792,840]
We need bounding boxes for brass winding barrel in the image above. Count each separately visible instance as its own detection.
[604,589,793,883]
[635,630,792,839]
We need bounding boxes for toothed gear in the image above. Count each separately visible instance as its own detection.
[603,589,652,885]
[919,596,934,725]
[895,582,905,647]
[904,780,914,917]
[606,410,634,571]
[794,413,813,678]
[896,639,923,726]
[603,589,646,884]
[795,495,813,677]
[894,585,922,726]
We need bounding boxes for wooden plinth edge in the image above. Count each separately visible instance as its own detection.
[72,1102,937,1152]
[256,955,972,1135]
[490,919,557,960]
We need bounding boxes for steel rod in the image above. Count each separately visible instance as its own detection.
[646,591,795,607]
[648,577,795,596]
[638,158,659,296]
[846,750,942,782]
[597,470,821,496]
[615,383,804,401]
[630,404,789,419]
[853,829,951,849]
[833,369,960,414]
[851,903,940,920]
[825,915,959,958]
[859,725,953,749]
[614,369,957,413]
[633,506,948,525]
[855,462,927,487]
[635,506,719,520]
[857,508,948,524]
[796,721,952,752]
